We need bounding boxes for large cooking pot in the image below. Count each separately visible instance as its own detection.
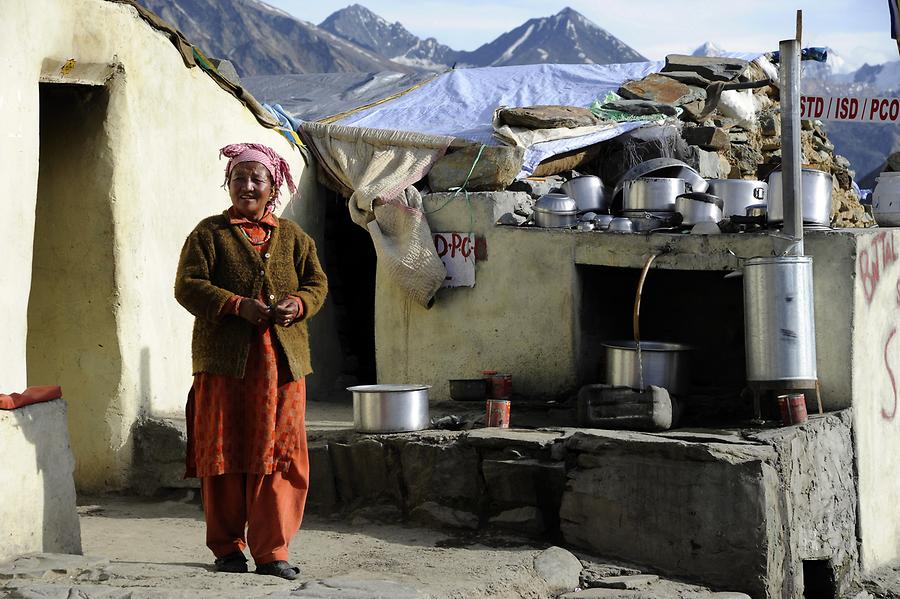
[767,169,832,225]
[602,341,692,395]
[706,179,768,218]
[349,384,431,433]
[743,256,817,383]
[561,175,610,214]
[534,193,578,228]
[675,192,724,226]
[612,158,709,207]
[623,177,686,212]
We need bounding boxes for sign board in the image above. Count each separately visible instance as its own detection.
[800,95,900,123]
[433,232,475,288]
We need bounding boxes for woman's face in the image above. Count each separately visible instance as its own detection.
[228,161,274,220]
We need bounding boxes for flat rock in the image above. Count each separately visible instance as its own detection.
[682,126,730,151]
[508,175,565,198]
[657,70,712,87]
[662,55,749,82]
[580,563,642,587]
[600,100,678,116]
[709,593,752,599]
[592,575,659,589]
[498,105,600,129]
[428,145,525,192]
[533,546,582,595]
[619,74,704,106]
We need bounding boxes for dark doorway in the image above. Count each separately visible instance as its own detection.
[803,559,837,599]
[321,189,377,391]
[27,82,121,489]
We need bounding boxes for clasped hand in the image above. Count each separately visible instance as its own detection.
[238,298,299,327]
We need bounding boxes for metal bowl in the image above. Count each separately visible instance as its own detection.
[607,217,634,232]
[349,384,431,433]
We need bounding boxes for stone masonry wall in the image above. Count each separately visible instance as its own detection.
[133,412,857,597]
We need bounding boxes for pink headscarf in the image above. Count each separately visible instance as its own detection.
[220,143,297,212]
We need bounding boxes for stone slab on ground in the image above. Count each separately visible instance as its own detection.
[592,575,659,589]
[289,575,424,598]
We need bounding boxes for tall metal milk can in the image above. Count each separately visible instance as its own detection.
[743,256,817,383]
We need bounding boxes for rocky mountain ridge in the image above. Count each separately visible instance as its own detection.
[135,0,646,75]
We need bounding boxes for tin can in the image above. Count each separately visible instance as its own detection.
[788,393,808,424]
[777,394,790,424]
[486,399,511,428]
[483,372,512,399]
[778,393,808,425]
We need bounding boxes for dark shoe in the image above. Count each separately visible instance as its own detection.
[214,551,248,573]
[255,560,300,580]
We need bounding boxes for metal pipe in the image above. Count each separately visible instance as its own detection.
[779,38,804,256]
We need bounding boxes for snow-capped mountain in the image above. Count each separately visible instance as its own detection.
[135,0,414,76]
[692,42,727,57]
[319,4,461,71]
[456,7,645,67]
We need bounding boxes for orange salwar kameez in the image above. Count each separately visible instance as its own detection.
[186,209,309,564]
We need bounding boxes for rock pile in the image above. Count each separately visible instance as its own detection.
[431,54,873,227]
[613,54,871,227]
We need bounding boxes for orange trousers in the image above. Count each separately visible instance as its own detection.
[200,448,309,564]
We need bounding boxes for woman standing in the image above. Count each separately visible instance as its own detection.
[175,143,327,580]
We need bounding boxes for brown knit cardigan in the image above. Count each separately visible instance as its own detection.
[174,211,328,379]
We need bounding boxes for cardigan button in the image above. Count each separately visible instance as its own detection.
[259,269,265,275]
[269,294,275,301]
[264,252,271,259]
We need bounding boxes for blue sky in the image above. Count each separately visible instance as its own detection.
[264,0,899,72]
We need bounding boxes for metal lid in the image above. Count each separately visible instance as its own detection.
[602,340,693,351]
[347,384,431,392]
[535,192,578,214]
[743,256,813,266]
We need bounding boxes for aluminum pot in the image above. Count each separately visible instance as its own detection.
[612,158,709,207]
[534,192,578,228]
[602,341,692,395]
[767,169,833,225]
[675,192,724,225]
[873,172,900,226]
[562,175,610,213]
[623,177,685,212]
[706,179,768,217]
[743,256,817,383]
[349,384,431,433]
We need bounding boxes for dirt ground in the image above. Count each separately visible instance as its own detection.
[0,493,755,599]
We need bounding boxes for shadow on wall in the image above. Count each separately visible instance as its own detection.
[27,82,123,491]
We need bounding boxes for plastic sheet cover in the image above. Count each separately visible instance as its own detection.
[336,58,761,178]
